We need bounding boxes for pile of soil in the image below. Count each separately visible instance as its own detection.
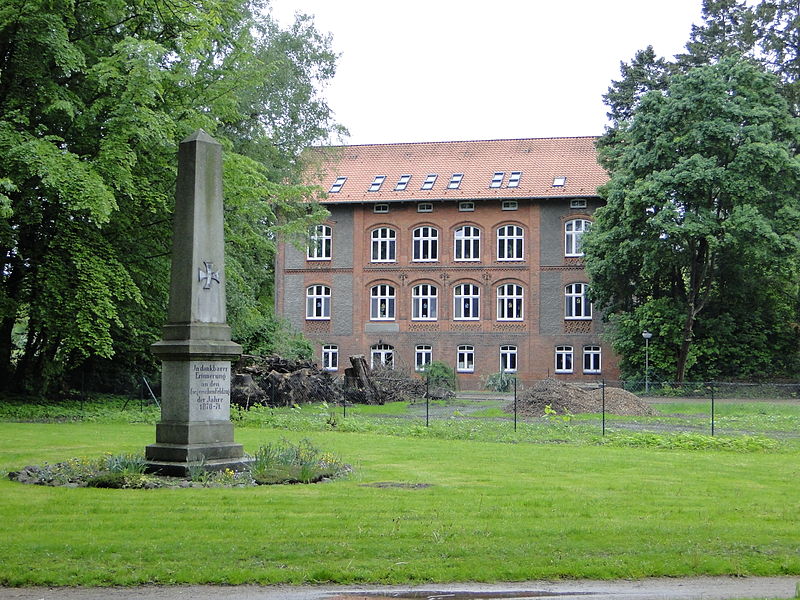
[510,379,656,417]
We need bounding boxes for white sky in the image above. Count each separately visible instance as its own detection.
[270,0,704,146]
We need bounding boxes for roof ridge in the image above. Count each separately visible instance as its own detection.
[311,136,600,149]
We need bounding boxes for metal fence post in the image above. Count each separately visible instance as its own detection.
[710,382,715,437]
[602,378,606,436]
[513,377,517,432]
[426,394,430,427]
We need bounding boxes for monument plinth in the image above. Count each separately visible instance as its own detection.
[146,130,246,476]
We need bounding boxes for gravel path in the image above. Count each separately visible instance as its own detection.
[0,577,797,600]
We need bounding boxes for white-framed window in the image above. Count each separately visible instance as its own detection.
[555,346,573,373]
[412,284,438,320]
[496,283,523,321]
[307,224,332,260]
[371,344,394,369]
[369,175,386,192]
[454,283,480,320]
[373,203,389,214]
[507,171,522,188]
[583,346,601,374]
[565,219,591,257]
[421,174,437,190]
[565,283,592,320]
[322,345,338,371]
[457,345,475,373]
[502,200,518,211]
[395,174,412,191]
[329,176,346,193]
[417,202,433,212]
[412,226,439,262]
[306,285,331,320]
[497,224,524,261]
[454,225,480,261]
[459,201,475,212]
[500,345,517,373]
[370,284,396,320]
[371,227,396,262]
[570,199,588,209]
[415,345,432,371]
[490,172,504,188]
[448,173,463,189]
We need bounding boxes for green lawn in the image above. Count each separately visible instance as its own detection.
[1,420,799,586]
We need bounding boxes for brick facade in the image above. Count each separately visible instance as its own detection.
[275,138,620,388]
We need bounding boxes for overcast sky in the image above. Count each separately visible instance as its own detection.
[270,0,705,145]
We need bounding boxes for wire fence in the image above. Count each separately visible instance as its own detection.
[333,378,800,440]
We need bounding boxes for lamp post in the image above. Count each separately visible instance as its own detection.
[642,331,653,394]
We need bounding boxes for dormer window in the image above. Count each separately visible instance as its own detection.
[369,175,386,192]
[490,172,504,188]
[421,174,438,190]
[553,176,566,187]
[448,173,463,189]
[507,171,522,188]
[329,176,347,193]
[395,174,411,191]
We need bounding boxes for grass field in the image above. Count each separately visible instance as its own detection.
[1,402,800,586]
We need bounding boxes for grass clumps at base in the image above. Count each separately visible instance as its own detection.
[596,431,781,452]
[250,438,349,484]
[8,440,350,488]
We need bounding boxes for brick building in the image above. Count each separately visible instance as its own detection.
[274,137,618,387]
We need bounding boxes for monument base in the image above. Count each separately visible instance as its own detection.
[146,440,250,477]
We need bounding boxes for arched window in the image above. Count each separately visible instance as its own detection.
[583,346,601,374]
[497,225,524,261]
[454,225,480,261]
[415,345,432,371]
[371,344,394,369]
[555,346,573,373]
[453,283,480,320]
[412,284,438,320]
[371,227,396,262]
[322,345,338,371]
[306,285,330,320]
[500,345,517,373]
[457,345,475,372]
[565,283,592,319]
[412,226,439,261]
[370,284,396,320]
[496,283,524,321]
[307,224,332,260]
[565,219,591,257]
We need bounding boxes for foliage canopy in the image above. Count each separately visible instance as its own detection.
[0,0,340,393]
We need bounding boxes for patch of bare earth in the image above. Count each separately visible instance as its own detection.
[509,379,655,417]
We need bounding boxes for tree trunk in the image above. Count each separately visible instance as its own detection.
[674,309,696,383]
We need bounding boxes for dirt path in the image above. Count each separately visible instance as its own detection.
[1,577,797,600]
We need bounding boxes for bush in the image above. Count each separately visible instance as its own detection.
[483,371,517,392]
[422,361,455,394]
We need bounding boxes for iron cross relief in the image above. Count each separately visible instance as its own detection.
[198,261,220,289]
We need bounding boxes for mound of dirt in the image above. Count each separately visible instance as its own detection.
[510,379,656,417]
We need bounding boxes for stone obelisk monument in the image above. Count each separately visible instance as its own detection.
[146,130,246,475]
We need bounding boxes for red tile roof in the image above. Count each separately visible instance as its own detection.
[302,137,607,203]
